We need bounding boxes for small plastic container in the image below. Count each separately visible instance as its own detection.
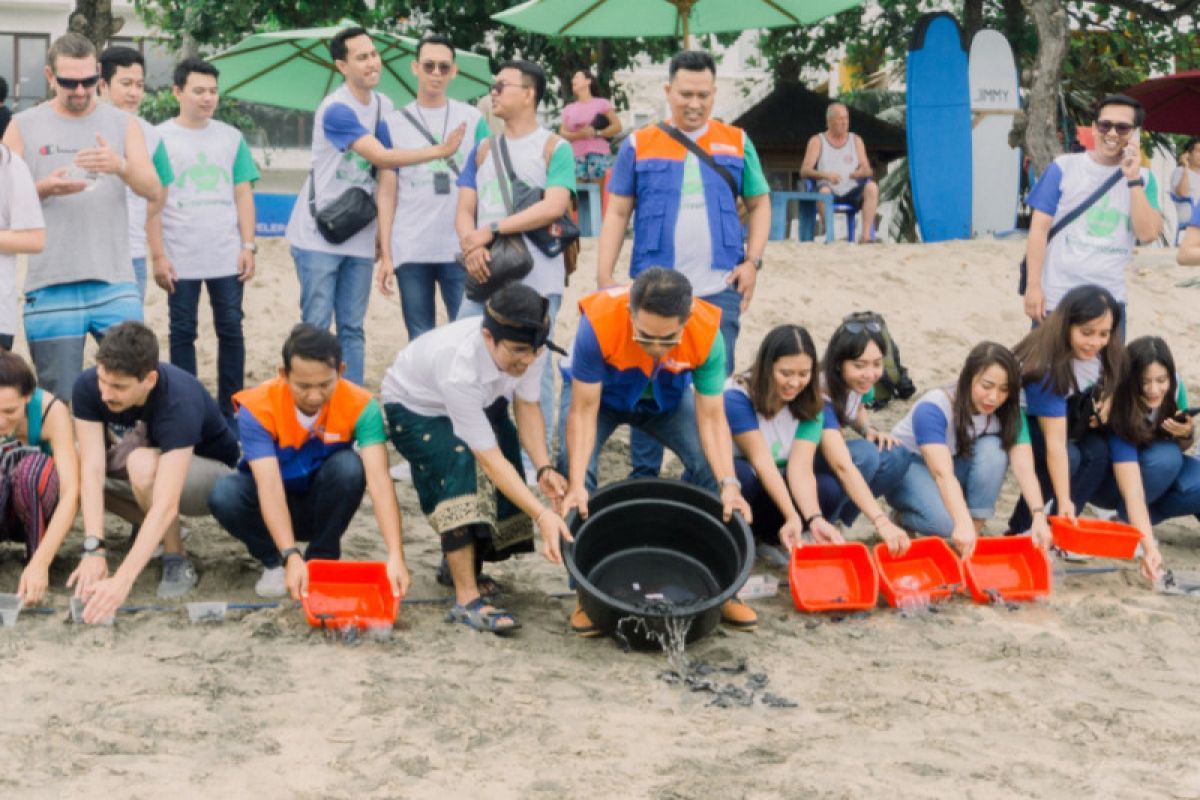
[0,593,21,628]
[69,596,115,626]
[186,601,229,623]
[1050,516,1141,559]
[963,535,1052,603]
[788,542,879,613]
[737,574,780,600]
[302,560,398,631]
[873,537,964,609]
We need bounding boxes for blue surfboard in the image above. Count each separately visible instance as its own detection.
[907,12,972,242]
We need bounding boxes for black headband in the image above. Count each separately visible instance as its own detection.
[482,297,566,355]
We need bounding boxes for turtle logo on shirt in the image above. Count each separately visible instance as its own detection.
[176,152,231,193]
[1084,194,1124,238]
[336,150,374,184]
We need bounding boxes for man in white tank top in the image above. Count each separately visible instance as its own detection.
[800,102,878,243]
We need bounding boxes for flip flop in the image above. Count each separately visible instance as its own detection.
[445,597,521,635]
[436,559,503,597]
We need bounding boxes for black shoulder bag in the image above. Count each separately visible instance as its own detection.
[1018,168,1123,295]
[308,96,382,245]
[495,134,580,258]
[462,136,534,303]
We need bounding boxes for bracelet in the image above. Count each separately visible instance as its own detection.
[870,512,887,525]
[280,546,304,565]
[1030,506,1045,516]
[534,507,554,524]
[535,464,555,481]
[719,476,741,490]
[804,513,825,531]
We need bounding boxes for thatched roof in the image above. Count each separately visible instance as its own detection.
[734,82,906,160]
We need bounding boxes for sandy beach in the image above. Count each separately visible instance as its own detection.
[3,237,1200,799]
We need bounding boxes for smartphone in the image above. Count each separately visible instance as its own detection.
[1173,406,1200,421]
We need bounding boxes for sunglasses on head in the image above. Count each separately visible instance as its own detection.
[420,60,453,76]
[55,73,100,90]
[840,313,883,335]
[1095,120,1135,136]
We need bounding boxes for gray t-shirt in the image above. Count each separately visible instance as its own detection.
[14,102,136,291]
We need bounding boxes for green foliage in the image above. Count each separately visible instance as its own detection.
[131,0,372,52]
[138,87,261,136]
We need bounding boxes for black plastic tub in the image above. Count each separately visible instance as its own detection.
[564,479,754,647]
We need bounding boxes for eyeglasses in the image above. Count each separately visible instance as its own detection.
[420,60,453,76]
[1095,120,1135,136]
[489,80,528,95]
[54,73,100,90]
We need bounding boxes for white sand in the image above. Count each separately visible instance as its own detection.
[3,238,1200,798]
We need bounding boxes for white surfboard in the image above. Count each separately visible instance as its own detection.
[969,30,1021,237]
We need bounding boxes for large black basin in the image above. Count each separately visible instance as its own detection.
[564,479,754,647]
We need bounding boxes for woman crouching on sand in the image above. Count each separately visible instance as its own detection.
[884,342,1051,558]
[725,324,909,555]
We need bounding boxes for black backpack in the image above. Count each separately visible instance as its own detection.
[842,311,916,409]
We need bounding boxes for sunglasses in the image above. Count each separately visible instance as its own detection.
[632,325,685,348]
[55,73,100,90]
[420,60,453,76]
[489,80,528,95]
[841,318,883,335]
[1095,120,1135,136]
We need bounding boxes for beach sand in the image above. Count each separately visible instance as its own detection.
[3,238,1200,799]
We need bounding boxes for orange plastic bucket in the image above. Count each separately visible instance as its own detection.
[963,535,1052,603]
[1049,516,1141,559]
[788,542,878,612]
[302,560,398,630]
[872,537,964,608]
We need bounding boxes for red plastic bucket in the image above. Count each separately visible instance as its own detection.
[302,560,398,630]
[963,535,1052,603]
[872,537,964,608]
[788,542,878,612]
[1049,516,1141,559]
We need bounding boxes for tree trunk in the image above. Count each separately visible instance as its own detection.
[68,0,124,51]
[962,0,985,41]
[1023,0,1068,174]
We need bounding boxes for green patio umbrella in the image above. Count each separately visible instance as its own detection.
[493,0,863,46]
[209,21,492,113]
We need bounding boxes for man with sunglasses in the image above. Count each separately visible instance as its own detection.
[377,34,488,342]
[596,50,771,483]
[286,26,466,386]
[2,33,160,399]
[1023,94,1162,334]
[560,268,757,634]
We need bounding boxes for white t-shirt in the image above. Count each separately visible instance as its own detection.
[816,132,859,196]
[670,124,726,298]
[127,118,160,260]
[0,151,44,335]
[158,119,259,280]
[384,99,487,265]
[1027,152,1160,308]
[286,85,395,259]
[892,387,1001,457]
[380,316,546,451]
[1170,166,1200,204]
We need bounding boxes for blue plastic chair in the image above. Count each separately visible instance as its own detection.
[803,180,860,241]
[1171,193,1195,245]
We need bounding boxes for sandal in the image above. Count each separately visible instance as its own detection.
[571,603,603,638]
[446,597,521,635]
[436,559,503,597]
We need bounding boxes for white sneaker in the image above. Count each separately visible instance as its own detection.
[389,462,412,482]
[152,525,192,559]
[255,566,287,598]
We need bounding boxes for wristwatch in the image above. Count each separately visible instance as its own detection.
[719,476,741,491]
[281,546,304,565]
[488,221,501,237]
[81,535,106,557]
[1126,178,1145,189]
[751,257,763,271]
[241,241,258,253]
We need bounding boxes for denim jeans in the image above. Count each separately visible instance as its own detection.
[814,438,911,525]
[1008,421,1110,532]
[734,457,790,545]
[1092,440,1200,524]
[886,435,1009,537]
[630,284,741,478]
[167,275,244,423]
[132,257,147,300]
[291,246,373,385]
[209,448,366,568]
[557,381,716,493]
[459,292,562,466]
[395,261,465,340]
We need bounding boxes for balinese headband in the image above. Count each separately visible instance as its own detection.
[482,296,566,355]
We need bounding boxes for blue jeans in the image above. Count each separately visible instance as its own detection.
[1008,421,1110,531]
[1149,454,1200,523]
[395,261,465,340]
[1092,440,1198,523]
[886,435,1009,537]
[291,246,373,385]
[132,257,147,299]
[458,292,562,464]
[734,457,790,545]
[630,285,742,478]
[814,438,910,525]
[209,448,366,568]
[557,381,716,493]
[167,275,244,422]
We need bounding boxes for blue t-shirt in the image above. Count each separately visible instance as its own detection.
[322,102,393,151]
[1192,201,1200,227]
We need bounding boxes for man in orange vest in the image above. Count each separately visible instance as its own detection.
[560,268,757,633]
